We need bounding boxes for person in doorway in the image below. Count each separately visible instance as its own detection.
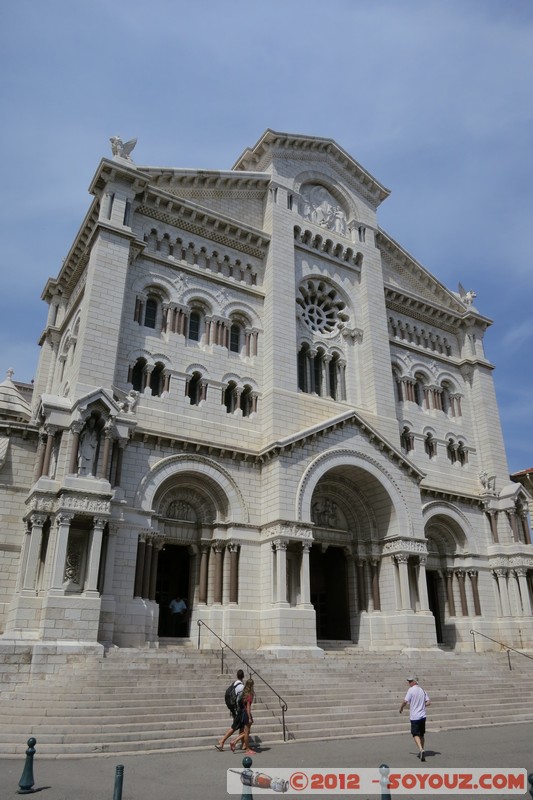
[230,677,255,754]
[215,670,245,751]
[399,675,431,761]
[169,595,187,636]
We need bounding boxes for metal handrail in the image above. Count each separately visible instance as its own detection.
[470,629,533,670]
[197,619,289,741]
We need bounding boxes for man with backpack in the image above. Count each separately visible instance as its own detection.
[215,669,245,751]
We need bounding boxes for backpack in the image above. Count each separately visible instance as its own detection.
[225,680,242,715]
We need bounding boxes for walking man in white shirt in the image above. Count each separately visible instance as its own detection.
[399,675,431,762]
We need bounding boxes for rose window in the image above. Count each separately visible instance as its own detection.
[296,281,348,334]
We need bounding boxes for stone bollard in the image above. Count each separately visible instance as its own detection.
[113,764,125,800]
[379,764,391,799]
[17,737,37,795]
[240,755,253,799]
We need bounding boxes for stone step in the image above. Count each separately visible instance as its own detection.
[1,648,532,757]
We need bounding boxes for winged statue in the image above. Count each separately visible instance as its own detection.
[109,136,137,161]
[458,282,477,306]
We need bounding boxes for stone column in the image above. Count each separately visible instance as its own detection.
[102,523,118,595]
[113,441,126,488]
[149,538,163,601]
[198,543,209,604]
[228,543,239,604]
[455,570,469,616]
[416,556,430,612]
[395,554,411,610]
[487,512,499,543]
[142,537,153,599]
[346,553,359,614]
[34,433,48,481]
[468,570,482,616]
[85,517,107,595]
[213,542,224,604]
[42,426,57,478]
[50,512,75,591]
[370,560,381,611]
[133,533,146,598]
[22,514,47,591]
[519,514,531,545]
[493,568,511,617]
[68,422,82,475]
[445,570,456,616]
[514,568,533,616]
[356,560,366,611]
[97,424,113,480]
[299,541,312,605]
[273,539,288,604]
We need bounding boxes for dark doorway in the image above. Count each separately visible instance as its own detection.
[310,545,350,640]
[426,571,443,644]
[156,544,191,637]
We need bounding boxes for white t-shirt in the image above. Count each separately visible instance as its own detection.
[404,684,429,720]
[234,680,244,702]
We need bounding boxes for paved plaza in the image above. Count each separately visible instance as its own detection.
[1,722,532,800]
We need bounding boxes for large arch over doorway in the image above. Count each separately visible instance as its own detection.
[423,504,473,648]
[303,453,407,643]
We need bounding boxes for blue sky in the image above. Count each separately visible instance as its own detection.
[1,0,532,473]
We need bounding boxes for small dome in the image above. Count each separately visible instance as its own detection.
[0,369,32,422]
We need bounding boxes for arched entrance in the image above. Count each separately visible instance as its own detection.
[156,544,191,637]
[426,570,443,644]
[305,459,399,645]
[424,510,469,648]
[310,545,350,639]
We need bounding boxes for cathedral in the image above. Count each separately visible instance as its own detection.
[1,130,532,676]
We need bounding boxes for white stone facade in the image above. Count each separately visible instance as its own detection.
[1,130,532,676]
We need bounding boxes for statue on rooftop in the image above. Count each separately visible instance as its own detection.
[110,136,137,162]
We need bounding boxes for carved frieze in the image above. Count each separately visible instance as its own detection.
[60,495,111,515]
[261,523,314,541]
[382,539,428,556]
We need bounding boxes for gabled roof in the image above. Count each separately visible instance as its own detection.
[232,129,391,206]
[0,369,32,422]
[378,229,493,329]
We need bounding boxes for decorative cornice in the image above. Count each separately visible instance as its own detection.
[132,409,424,482]
[294,225,363,271]
[136,191,269,260]
[385,292,460,333]
[421,484,484,507]
[379,231,492,328]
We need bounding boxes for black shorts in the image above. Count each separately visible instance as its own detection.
[231,711,243,732]
[410,718,426,737]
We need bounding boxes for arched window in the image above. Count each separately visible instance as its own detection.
[223,381,238,414]
[150,362,166,397]
[329,354,339,400]
[314,348,325,396]
[392,368,403,403]
[441,381,452,414]
[457,441,468,466]
[144,297,158,329]
[400,426,414,453]
[447,438,457,464]
[424,432,436,458]
[188,311,201,342]
[241,385,254,417]
[414,373,426,408]
[298,344,311,392]
[230,323,241,353]
[131,358,147,392]
[186,372,203,406]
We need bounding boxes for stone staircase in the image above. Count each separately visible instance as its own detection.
[0,643,532,758]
